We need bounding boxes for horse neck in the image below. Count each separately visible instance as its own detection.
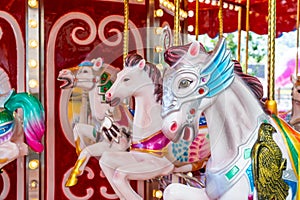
[204,77,265,168]
[132,84,162,141]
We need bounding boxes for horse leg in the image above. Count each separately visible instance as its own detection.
[163,183,209,200]
[66,140,116,187]
[73,123,96,155]
[112,153,174,200]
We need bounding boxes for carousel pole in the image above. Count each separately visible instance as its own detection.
[123,0,129,62]
[245,0,250,73]
[195,0,199,40]
[218,0,223,38]
[265,0,277,114]
[237,7,242,63]
[296,0,300,76]
[174,0,180,45]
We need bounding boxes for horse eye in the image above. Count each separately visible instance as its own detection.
[179,79,193,89]
[124,78,130,82]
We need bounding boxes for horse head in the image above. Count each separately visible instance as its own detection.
[105,53,161,107]
[161,38,234,142]
[57,57,104,90]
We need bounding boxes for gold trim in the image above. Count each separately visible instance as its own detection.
[0,158,8,164]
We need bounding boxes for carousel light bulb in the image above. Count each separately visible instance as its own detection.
[29,79,38,88]
[163,1,168,7]
[155,9,164,17]
[188,25,194,32]
[29,159,39,170]
[223,2,228,8]
[188,10,194,17]
[28,59,38,68]
[204,0,210,4]
[229,4,234,10]
[234,6,240,11]
[153,189,163,199]
[28,0,38,8]
[29,19,38,28]
[29,39,38,48]
[30,180,38,189]
[188,0,193,2]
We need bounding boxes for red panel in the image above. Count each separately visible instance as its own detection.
[44,1,145,199]
[0,0,25,199]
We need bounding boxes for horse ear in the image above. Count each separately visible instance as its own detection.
[92,57,103,71]
[188,41,200,57]
[138,59,146,70]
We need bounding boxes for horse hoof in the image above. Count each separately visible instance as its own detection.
[65,174,78,187]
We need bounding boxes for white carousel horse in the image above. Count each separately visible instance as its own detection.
[100,54,210,200]
[57,58,132,187]
[289,75,300,131]
[161,37,299,200]
[0,67,45,170]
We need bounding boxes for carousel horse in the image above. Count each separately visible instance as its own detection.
[161,37,299,200]
[289,75,300,131]
[100,54,210,200]
[0,68,45,170]
[57,58,132,187]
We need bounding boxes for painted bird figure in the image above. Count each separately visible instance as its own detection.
[251,123,289,200]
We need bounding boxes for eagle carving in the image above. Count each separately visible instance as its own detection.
[251,123,289,200]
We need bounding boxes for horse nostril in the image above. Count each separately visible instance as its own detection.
[106,92,112,99]
[170,121,178,132]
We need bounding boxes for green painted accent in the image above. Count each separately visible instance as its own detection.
[0,109,14,124]
[273,115,299,174]
[101,73,109,84]
[225,165,240,180]
[244,148,251,159]
[93,128,96,138]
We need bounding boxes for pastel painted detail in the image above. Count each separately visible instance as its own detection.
[130,130,170,156]
[272,114,300,177]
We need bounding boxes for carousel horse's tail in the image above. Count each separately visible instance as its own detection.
[4,90,45,153]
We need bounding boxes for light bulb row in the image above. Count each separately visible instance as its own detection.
[27,0,39,91]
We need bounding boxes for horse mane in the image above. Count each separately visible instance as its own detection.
[125,53,163,103]
[232,60,263,101]
[164,42,263,101]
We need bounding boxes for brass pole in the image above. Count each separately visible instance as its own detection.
[237,7,242,63]
[195,0,199,40]
[123,0,129,62]
[174,0,180,46]
[265,0,277,114]
[296,0,300,75]
[218,0,223,38]
[245,0,250,73]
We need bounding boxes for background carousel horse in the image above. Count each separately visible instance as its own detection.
[100,53,210,200]
[57,58,132,186]
[161,38,299,200]
[289,75,300,131]
[0,68,45,170]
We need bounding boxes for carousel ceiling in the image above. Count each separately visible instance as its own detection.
[186,0,298,38]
